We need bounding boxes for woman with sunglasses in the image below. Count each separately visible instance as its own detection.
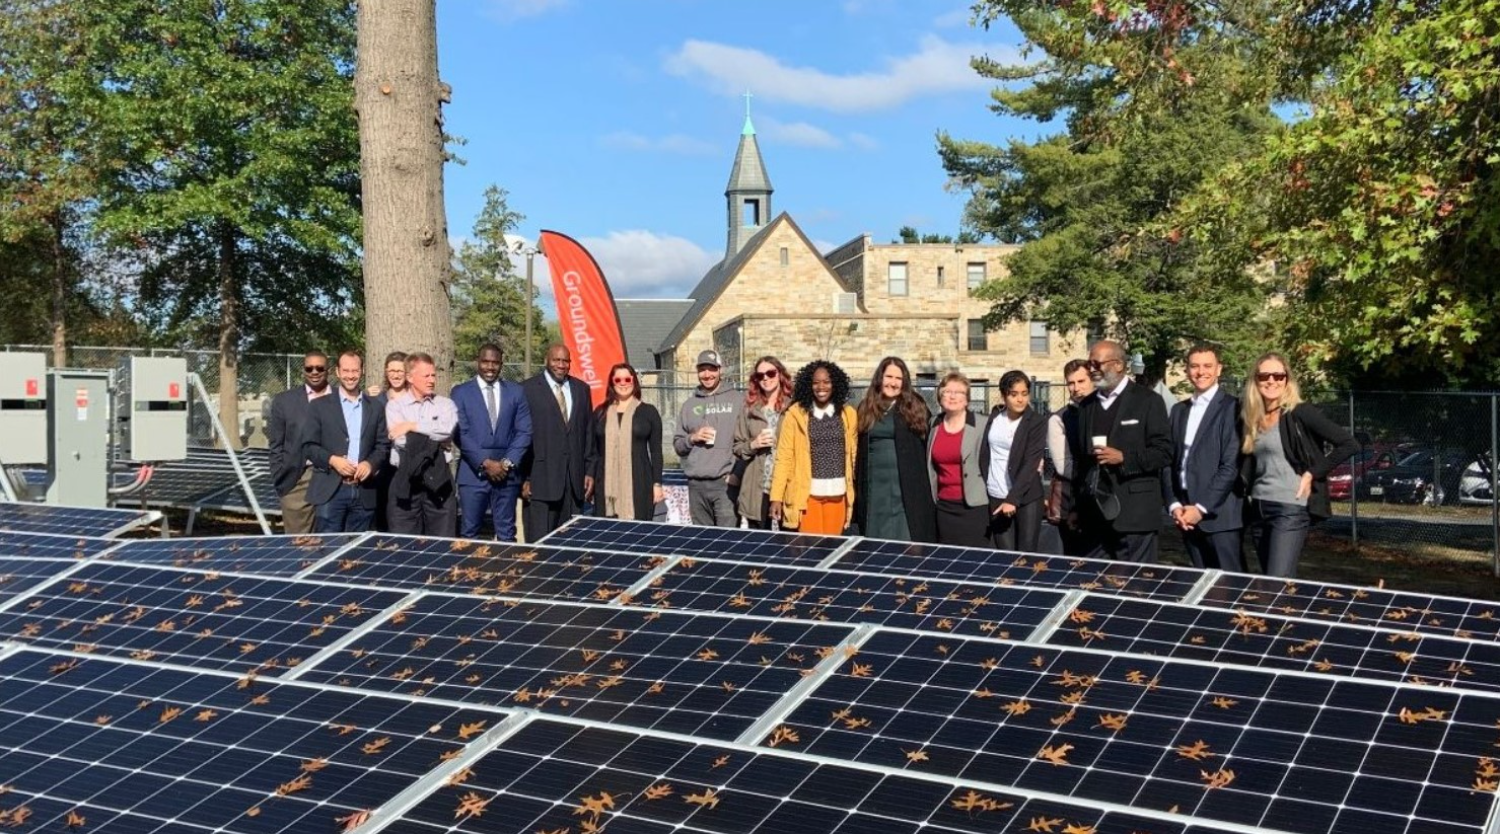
[770,360,858,534]
[587,363,664,521]
[854,356,937,542]
[926,372,990,546]
[1238,353,1357,577]
[733,356,792,528]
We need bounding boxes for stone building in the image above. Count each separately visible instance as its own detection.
[620,115,1085,402]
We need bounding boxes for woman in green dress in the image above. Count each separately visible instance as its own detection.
[853,356,936,541]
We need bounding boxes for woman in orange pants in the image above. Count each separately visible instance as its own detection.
[770,360,858,535]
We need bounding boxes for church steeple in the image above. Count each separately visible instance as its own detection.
[725,91,773,259]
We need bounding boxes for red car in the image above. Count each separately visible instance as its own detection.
[1326,447,1400,500]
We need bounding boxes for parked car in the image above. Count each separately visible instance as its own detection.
[1459,452,1495,505]
[1357,449,1471,505]
[1326,447,1401,501]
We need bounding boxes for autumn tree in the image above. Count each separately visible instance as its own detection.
[356,0,455,389]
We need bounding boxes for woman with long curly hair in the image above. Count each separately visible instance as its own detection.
[733,356,792,528]
[586,362,664,521]
[853,356,936,541]
[769,360,858,534]
[1238,352,1357,577]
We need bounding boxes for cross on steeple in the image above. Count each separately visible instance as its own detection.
[741,90,755,135]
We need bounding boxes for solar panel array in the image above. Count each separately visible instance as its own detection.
[1,511,1498,834]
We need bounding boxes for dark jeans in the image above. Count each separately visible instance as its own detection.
[1248,499,1310,577]
[988,497,1043,552]
[688,477,737,527]
[313,482,375,533]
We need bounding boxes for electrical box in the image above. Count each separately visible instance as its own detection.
[47,369,111,507]
[120,357,188,462]
[0,352,48,466]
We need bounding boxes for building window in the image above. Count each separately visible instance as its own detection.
[967,319,987,351]
[966,262,986,292]
[779,246,789,267]
[1030,320,1050,354]
[888,262,908,296]
[936,265,945,287]
[742,199,760,226]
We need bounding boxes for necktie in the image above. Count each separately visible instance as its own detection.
[484,383,498,430]
[555,383,568,421]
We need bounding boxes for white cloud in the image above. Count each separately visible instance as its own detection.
[757,116,842,149]
[512,231,715,319]
[664,35,1006,113]
[932,7,972,28]
[848,132,880,150]
[598,131,718,155]
[484,0,568,22]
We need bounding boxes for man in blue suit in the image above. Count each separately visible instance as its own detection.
[302,351,389,532]
[1161,345,1245,570]
[452,343,533,540]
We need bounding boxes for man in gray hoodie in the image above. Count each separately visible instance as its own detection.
[673,349,741,527]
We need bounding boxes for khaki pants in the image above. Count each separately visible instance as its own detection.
[279,468,316,535]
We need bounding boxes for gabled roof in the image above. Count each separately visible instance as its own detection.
[657,212,852,354]
[615,299,694,370]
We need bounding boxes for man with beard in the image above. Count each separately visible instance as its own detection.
[1070,340,1172,562]
[519,344,593,541]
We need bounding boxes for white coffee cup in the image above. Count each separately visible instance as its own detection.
[704,426,717,446]
[1091,435,1108,449]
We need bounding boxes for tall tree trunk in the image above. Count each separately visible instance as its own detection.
[217,224,241,450]
[48,211,68,368]
[355,0,454,390]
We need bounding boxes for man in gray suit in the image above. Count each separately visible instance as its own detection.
[1161,345,1245,570]
[267,350,331,534]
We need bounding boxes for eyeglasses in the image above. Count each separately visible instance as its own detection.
[752,369,779,381]
[1086,358,1119,371]
[939,389,967,398]
[304,365,327,373]
[612,375,635,385]
[1256,371,1289,382]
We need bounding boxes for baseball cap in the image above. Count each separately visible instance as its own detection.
[696,350,722,368]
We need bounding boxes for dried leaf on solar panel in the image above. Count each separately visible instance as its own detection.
[598,676,624,689]
[841,714,873,730]
[1001,699,1032,716]
[1052,670,1095,689]
[362,736,392,755]
[1059,691,1087,705]
[647,681,666,695]
[1397,706,1448,724]
[456,721,487,740]
[1076,627,1107,643]
[454,791,490,821]
[249,694,271,706]
[1036,743,1073,765]
[1211,696,1238,709]
[1068,608,1095,624]
[157,705,182,724]
[130,650,158,661]
[573,791,616,820]
[683,788,720,809]
[696,648,719,661]
[904,748,929,763]
[1050,708,1077,727]
[1176,740,1215,760]
[1095,713,1128,732]
[1024,815,1064,831]
[1060,824,1096,834]
[193,709,218,722]
[1200,768,1236,789]
[335,809,371,831]
[849,662,874,677]
[767,725,800,747]
[64,810,86,828]
[711,754,730,768]
[1231,611,1269,634]
[1312,658,1335,672]
[48,659,78,675]
[1472,778,1497,792]
[644,783,674,800]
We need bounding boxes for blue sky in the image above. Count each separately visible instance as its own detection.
[436,0,1043,308]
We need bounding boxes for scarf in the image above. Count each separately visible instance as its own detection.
[603,397,640,519]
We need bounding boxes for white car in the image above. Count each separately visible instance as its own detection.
[1459,456,1495,505]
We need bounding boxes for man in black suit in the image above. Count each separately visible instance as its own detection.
[302,351,390,533]
[1070,339,1173,562]
[267,350,332,534]
[519,344,594,541]
[1161,345,1244,571]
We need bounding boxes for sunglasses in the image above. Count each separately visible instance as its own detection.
[752,369,779,381]
[612,375,635,384]
[1256,371,1289,382]
[304,365,327,373]
[1086,358,1119,371]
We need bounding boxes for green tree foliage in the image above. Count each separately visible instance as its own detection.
[450,186,553,377]
[893,226,981,244]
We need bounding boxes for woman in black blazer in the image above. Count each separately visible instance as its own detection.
[853,356,937,542]
[1238,353,1357,577]
[587,363,663,522]
[980,370,1048,551]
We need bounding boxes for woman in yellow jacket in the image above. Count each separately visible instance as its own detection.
[770,360,858,534]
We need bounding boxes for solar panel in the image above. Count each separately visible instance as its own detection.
[123,446,271,508]
[1045,594,1500,695]
[0,556,82,609]
[378,716,1244,834]
[0,647,507,833]
[304,534,663,602]
[630,557,1070,641]
[102,533,363,576]
[831,538,1205,601]
[543,515,848,566]
[1200,572,1500,643]
[0,530,118,560]
[0,562,410,674]
[762,631,1500,834]
[289,594,857,740]
[0,502,160,537]
[193,472,281,517]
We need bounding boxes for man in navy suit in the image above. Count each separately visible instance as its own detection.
[452,343,533,540]
[302,351,390,533]
[1161,345,1245,570]
[519,344,594,542]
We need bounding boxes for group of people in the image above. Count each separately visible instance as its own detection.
[265,338,1356,578]
[266,344,594,542]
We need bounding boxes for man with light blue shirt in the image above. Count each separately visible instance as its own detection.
[303,351,389,532]
[1161,345,1244,570]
